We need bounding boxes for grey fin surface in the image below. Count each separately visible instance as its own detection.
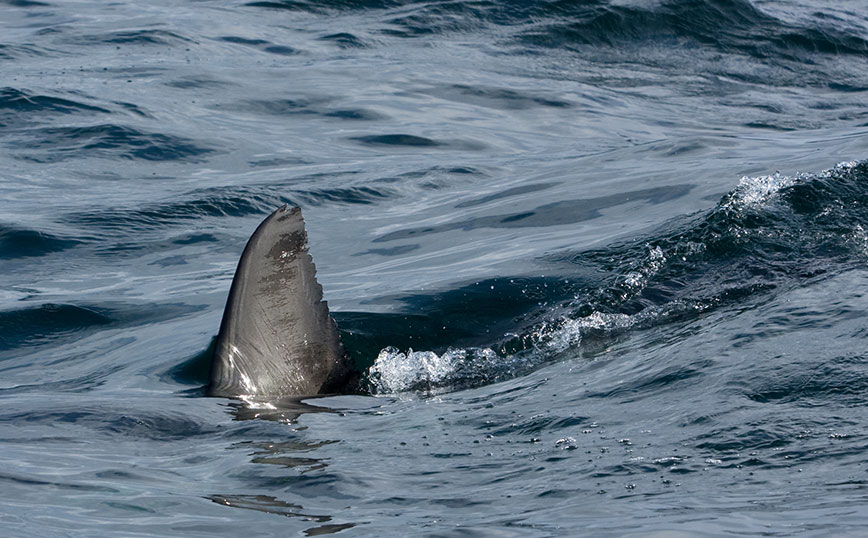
[208,205,355,398]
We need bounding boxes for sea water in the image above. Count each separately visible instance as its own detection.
[2,0,868,535]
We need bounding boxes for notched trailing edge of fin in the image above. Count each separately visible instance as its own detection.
[207,205,356,399]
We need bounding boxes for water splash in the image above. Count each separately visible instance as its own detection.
[367,346,500,394]
[725,161,859,211]
[725,170,797,209]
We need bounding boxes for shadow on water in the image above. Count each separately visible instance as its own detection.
[164,337,215,388]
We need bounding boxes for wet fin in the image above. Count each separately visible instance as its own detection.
[208,205,355,398]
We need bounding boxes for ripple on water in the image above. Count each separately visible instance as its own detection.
[72,29,192,46]
[233,98,386,121]
[60,186,294,236]
[513,0,868,58]
[0,88,109,118]
[372,184,693,242]
[317,32,368,48]
[350,133,486,151]
[0,224,82,259]
[420,84,573,110]
[10,124,214,162]
[0,302,205,352]
[743,354,868,407]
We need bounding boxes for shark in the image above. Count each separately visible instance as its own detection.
[207,205,357,399]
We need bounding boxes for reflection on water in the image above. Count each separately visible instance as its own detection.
[214,399,355,535]
[210,494,355,535]
[241,439,337,472]
[226,397,334,423]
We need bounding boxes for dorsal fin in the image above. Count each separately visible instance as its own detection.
[208,205,355,398]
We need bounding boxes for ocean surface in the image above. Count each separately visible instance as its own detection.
[2,0,868,535]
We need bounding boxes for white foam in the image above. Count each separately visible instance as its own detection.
[623,244,666,291]
[366,309,644,395]
[725,161,858,211]
[368,346,500,394]
[726,170,797,210]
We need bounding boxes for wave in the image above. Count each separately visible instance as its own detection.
[0,302,205,353]
[9,124,214,163]
[373,184,693,242]
[61,182,391,245]
[244,0,868,62]
[318,32,368,48]
[1,0,51,7]
[0,88,109,115]
[366,160,868,394]
[63,187,291,236]
[72,29,191,47]
[420,84,572,111]
[46,181,395,260]
[0,304,113,353]
[0,88,112,130]
[231,97,386,121]
[0,405,217,440]
[241,0,868,93]
[245,0,405,13]
[0,224,82,259]
[515,0,868,58]
[0,42,54,60]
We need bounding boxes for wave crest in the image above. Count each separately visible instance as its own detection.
[365,160,868,395]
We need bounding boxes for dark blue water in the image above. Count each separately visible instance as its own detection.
[2,0,868,535]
